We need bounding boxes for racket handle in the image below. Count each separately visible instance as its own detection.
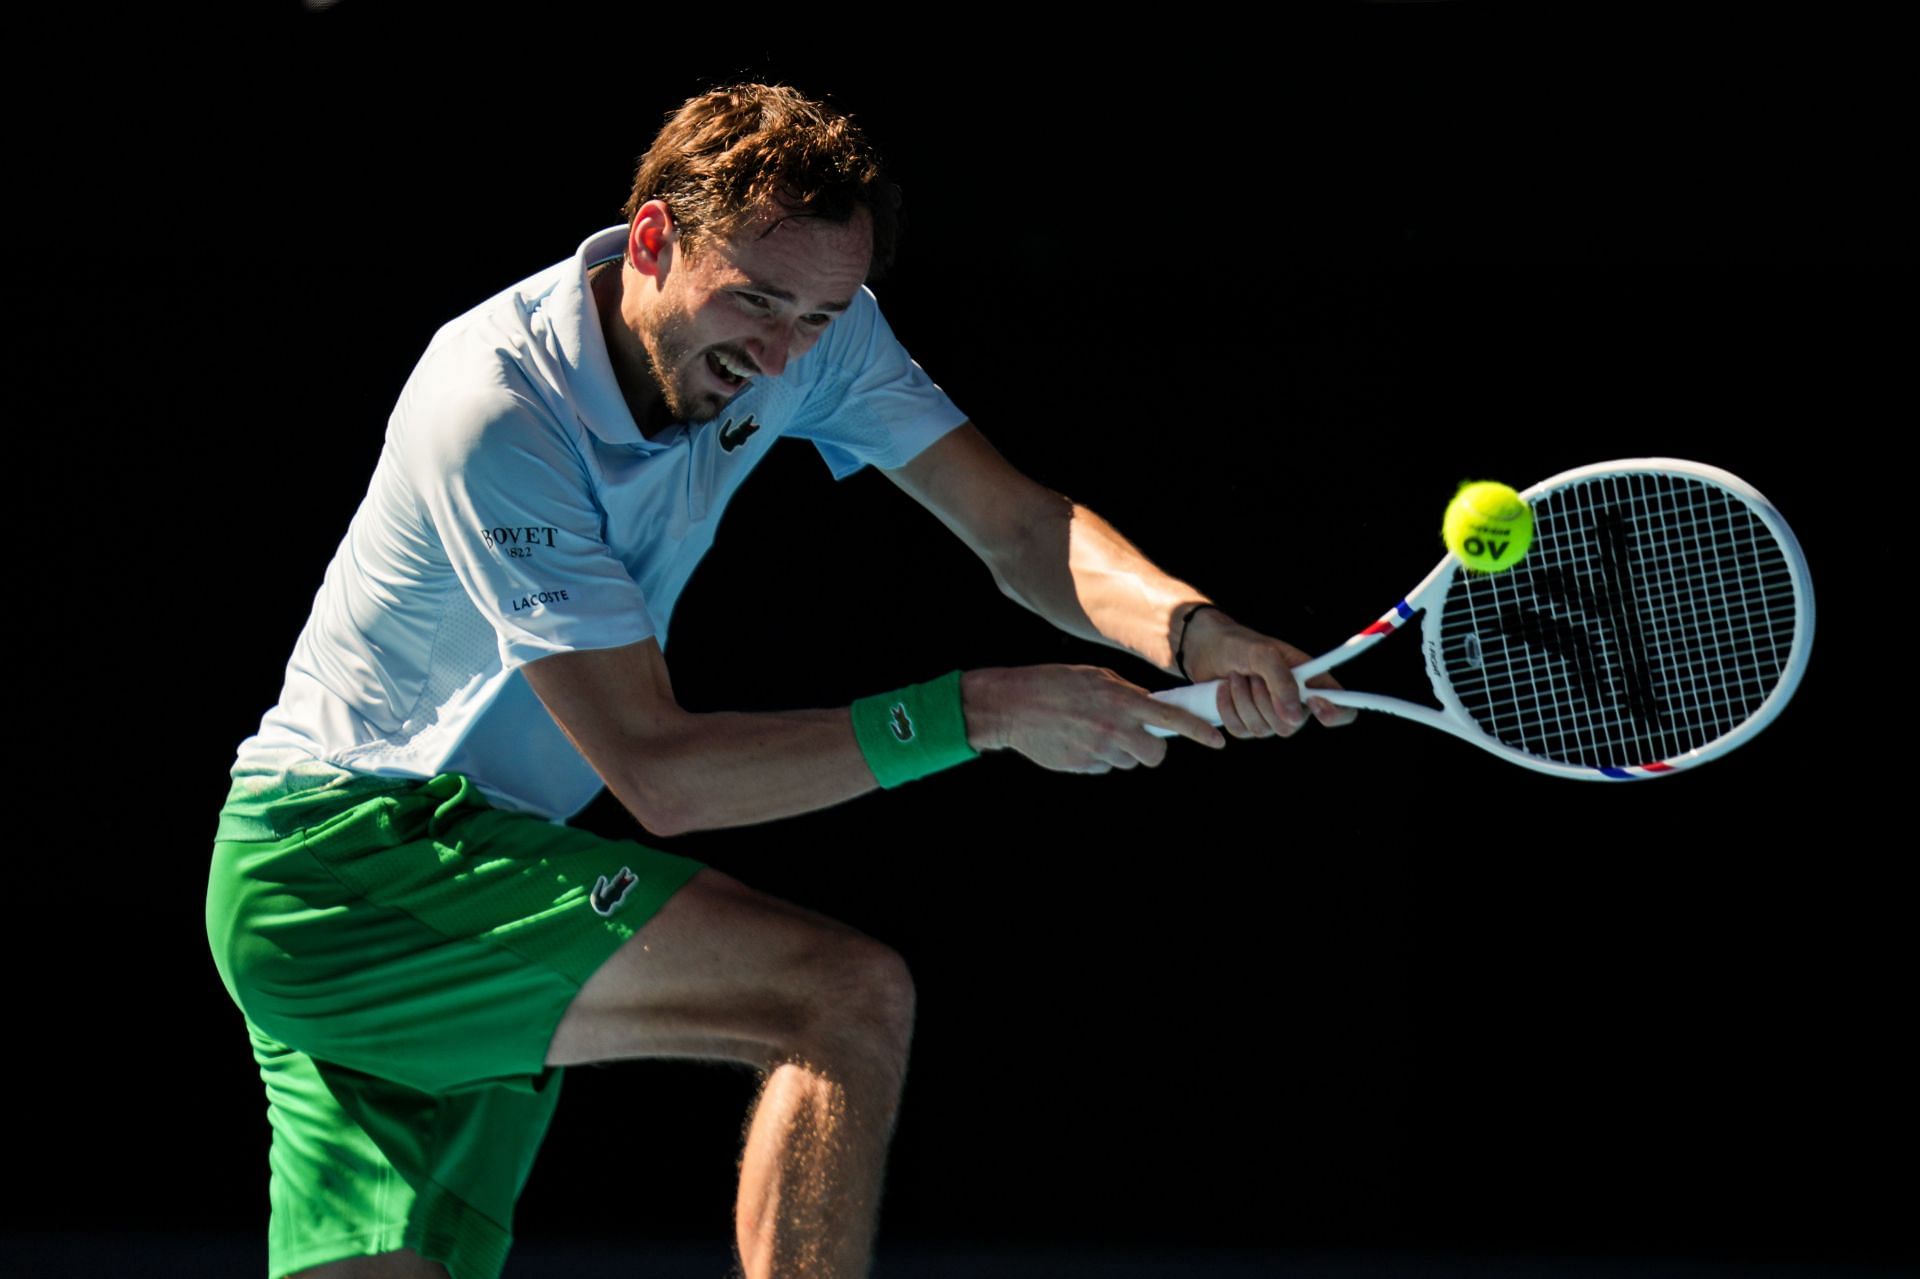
[1148,673,1362,738]
[1149,681,1224,734]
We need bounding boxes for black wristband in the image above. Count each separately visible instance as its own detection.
[1175,603,1219,681]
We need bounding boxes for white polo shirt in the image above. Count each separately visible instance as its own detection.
[236,226,967,820]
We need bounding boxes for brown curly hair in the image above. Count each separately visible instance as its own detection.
[623,83,899,275]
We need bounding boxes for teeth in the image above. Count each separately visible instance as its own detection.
[715,351,755,380]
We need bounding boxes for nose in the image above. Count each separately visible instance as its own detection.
[746,318,796,379]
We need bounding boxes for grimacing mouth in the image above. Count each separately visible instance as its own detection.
[706,348,756,387]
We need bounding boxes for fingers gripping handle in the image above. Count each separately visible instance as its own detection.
[1145,653,1353,739]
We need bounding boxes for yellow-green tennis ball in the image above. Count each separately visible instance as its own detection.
[1443,481,1533,572]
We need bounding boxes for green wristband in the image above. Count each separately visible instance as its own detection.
[850,670,980,789]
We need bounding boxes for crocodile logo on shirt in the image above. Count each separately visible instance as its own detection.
[888,702,914,743]
[590,867,640,917]
[718,414,761,453]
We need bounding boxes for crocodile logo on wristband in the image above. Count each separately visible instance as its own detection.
[590,867,640,917]
[851,673,975,790]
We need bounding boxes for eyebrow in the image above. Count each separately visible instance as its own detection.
[741,281,856,314]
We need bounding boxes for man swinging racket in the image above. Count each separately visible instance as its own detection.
[206,82,1351,1279]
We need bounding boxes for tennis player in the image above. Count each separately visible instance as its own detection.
[206,83,1350,1279]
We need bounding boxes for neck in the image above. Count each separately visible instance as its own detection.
[590,261,675,438]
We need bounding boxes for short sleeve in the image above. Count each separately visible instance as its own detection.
[785,287,968,479]
[396,386,657,670]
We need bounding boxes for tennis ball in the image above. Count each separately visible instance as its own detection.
[1443,480,1533,572]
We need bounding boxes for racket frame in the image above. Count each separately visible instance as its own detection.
[1152,458,1815,780]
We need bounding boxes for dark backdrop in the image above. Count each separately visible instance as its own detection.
[15,6,1911,1271]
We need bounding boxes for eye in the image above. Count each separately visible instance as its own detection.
[736,292,773,312]
[801,313,833,328]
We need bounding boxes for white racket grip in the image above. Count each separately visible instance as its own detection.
[1151,681,1225,728]
[1146,652,1351,738]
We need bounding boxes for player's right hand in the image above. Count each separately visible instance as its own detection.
[960,666,1225,774]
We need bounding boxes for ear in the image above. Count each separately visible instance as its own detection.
[627,200,677,279]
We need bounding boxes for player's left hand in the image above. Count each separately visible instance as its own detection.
[1177,606,1357,738]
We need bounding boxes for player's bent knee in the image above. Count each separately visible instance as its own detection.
[549,870,916,1067]
[812,932,916,1056]
[715,924,916,1066]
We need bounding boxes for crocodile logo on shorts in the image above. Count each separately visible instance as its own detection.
[718,414,761,453]
[590,867,640,917]
[888,702,914,743]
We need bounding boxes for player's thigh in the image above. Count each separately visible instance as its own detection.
[546,868,915,1068]
[212,771,703,1095]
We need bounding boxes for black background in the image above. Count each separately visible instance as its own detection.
[15,5,1912,1272]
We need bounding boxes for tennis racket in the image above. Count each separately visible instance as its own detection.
[1151,459,1814,780]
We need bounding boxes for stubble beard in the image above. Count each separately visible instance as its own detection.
[638,303,723,427]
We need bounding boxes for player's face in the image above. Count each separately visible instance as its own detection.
[641,205,873,424]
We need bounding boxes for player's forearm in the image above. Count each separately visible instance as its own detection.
[991,501,1207,674]
[602,708,882,837]
[527,641,898,837]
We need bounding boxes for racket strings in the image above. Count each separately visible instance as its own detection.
[1439,473,1799,769]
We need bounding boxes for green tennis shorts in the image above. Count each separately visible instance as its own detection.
[205,768,703,1279]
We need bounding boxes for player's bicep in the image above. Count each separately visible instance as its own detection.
[520,638,690,824]
[882,422,1069,571]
